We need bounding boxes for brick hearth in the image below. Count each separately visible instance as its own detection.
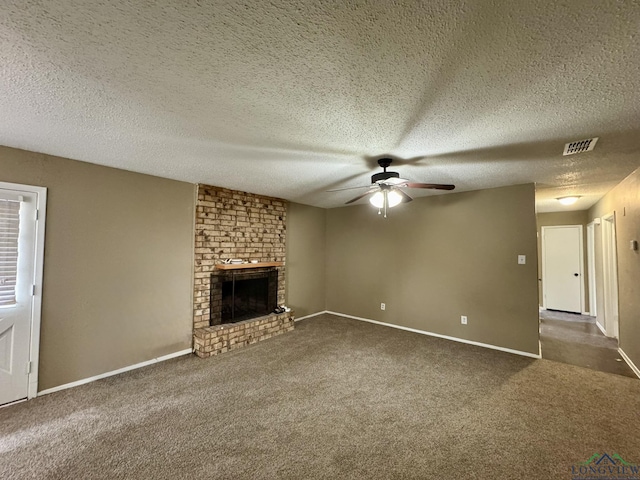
[193,312,294,358]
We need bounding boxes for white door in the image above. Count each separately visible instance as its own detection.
[542,225,584,313]
[602,213,619,338]
[0,188,39,405]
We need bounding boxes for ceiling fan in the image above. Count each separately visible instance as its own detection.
[328,158,455,217]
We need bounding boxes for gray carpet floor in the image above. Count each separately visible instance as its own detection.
[2,313,640,479]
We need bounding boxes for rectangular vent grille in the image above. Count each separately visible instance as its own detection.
[563,137,598,156]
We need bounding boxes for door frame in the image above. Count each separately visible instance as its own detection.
[0,181,47,399]
[541,225,585,314]
[586,221,597,317]
[601,212,619,338]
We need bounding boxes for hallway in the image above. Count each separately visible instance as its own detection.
[540,309,636,378]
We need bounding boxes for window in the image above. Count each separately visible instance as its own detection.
[0,198,20,307]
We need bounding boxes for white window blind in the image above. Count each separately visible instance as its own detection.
[0,199,20,307]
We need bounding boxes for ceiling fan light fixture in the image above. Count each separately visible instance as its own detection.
[369,191,384,208]
[369,189,402,209]
[336,158,455,212]
[557,196,580,205]
[387,189,403,207]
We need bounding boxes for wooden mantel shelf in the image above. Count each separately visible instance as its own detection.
[215,261,284,270]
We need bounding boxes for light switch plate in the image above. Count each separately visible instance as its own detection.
[518,255,526,264]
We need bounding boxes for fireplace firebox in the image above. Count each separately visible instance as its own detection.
[210,268,278,325]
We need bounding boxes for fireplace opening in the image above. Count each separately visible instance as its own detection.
[212,269,278,324]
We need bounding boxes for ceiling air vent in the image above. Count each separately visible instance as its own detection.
[563,137,598,156]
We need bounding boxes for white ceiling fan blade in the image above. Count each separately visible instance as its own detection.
[344,186,380,204]
[326,185,371,192]
[394,188,413,203]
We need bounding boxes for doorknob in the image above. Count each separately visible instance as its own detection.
[574,273,579,277]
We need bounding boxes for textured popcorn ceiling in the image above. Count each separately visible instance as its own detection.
[1,1,639,211]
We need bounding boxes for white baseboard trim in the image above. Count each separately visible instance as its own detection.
[38,348,193,396]
[618,348,640,380]
[596,321,607,337]
[326,311,542,359]
[294,310,328,322]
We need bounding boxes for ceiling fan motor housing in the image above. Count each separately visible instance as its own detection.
[372,171,400,183]
[372,157,400,184]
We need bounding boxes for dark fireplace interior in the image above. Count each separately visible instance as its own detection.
[212,269,278,324]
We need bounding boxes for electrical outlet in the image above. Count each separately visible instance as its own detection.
[381,303,386,311]
[461,315,468,325]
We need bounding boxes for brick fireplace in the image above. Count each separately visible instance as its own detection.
[192,185,294,358]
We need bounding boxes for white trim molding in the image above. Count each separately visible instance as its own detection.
[601,212,620,339]
[618,348,640,380]
[38,349,193,396]
[586,221,598,318]
[326,311,542,359]
[294,310,328,322]
[28,185,47,399]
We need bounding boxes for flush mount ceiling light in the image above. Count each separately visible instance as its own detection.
[557,196,581,205]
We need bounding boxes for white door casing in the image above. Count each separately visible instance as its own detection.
[0,182,46,405]
[587,222,597,317]
[602,213,619,338]
[541,225,584,314]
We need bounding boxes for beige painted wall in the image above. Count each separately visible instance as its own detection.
[536,211,590,310]
[285,203,326,318]
[0,146,195,390]
[589,167,640,370]
[326,184,540,355]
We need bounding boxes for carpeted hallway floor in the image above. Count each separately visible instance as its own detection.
[2,314,639,479]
